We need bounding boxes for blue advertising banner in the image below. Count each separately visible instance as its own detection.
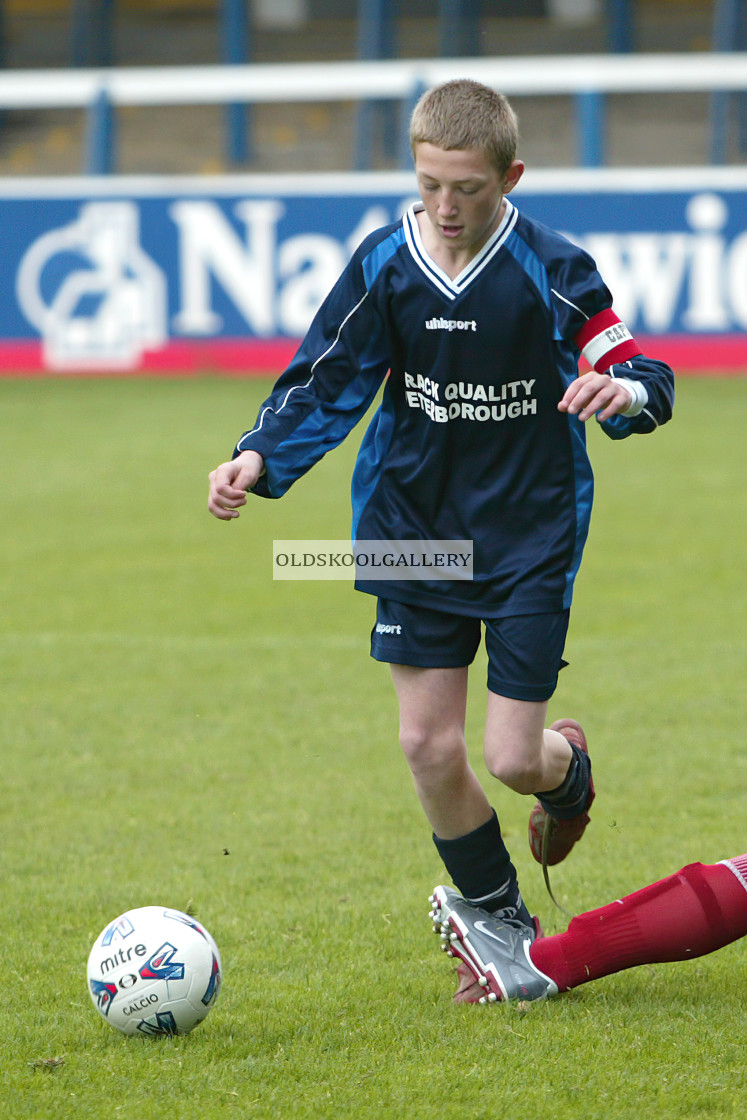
[2,167,746,374]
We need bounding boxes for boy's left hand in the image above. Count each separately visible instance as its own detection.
[558,371,633,423]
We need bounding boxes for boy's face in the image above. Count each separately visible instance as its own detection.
[414,142,524,260]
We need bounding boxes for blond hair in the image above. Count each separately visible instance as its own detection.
[409,79,519,175]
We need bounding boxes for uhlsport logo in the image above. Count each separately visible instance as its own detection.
[16,201,167,370]
[375,622,402,635]
[425,317,477,332]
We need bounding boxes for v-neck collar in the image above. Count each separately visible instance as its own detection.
[403,200,518,300]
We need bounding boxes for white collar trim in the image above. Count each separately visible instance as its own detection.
[403,200,518,300]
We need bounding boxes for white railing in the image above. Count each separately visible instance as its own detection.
[0,52,745,171]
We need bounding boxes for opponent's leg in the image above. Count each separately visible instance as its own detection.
[445,856,747,1004]
[530,856,747,991]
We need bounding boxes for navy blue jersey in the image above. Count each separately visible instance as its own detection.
[234,200,674,617]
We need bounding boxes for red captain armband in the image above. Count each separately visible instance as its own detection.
[574,309,640,373]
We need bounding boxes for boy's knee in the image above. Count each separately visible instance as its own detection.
[399,724,465,775]
[485,748,544,794]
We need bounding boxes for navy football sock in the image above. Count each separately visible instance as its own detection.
[536,744,592,821]
[433,809,530,922]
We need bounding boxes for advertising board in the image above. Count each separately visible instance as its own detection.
[2,167,745,375]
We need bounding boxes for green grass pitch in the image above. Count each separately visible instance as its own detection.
[1,374,745,1119]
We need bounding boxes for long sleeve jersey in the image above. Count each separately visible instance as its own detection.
[234,199,674,617]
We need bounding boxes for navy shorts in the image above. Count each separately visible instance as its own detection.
[370,598,569,702]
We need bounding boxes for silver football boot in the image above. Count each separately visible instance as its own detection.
[430,885,558,1003]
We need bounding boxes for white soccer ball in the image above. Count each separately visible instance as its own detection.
[87,906,222,1036]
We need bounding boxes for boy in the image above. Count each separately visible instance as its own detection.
[208,80,674,970]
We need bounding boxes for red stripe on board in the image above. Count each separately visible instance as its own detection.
[0,335,745,377]
[579,334,747,375]
[0,338,302,377]
[140,338,301,372]
[637,334,747,374]
[0,341,45,372]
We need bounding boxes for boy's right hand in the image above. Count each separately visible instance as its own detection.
[208,450,264,520]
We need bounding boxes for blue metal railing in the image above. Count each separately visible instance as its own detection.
[221,0,251,165]
[2,52,746,177]
[710,0,747,163]
[7,0,743,173]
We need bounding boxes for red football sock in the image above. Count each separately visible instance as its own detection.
[530,855,747,992]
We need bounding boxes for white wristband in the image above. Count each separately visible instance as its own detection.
[611,375,649,417]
